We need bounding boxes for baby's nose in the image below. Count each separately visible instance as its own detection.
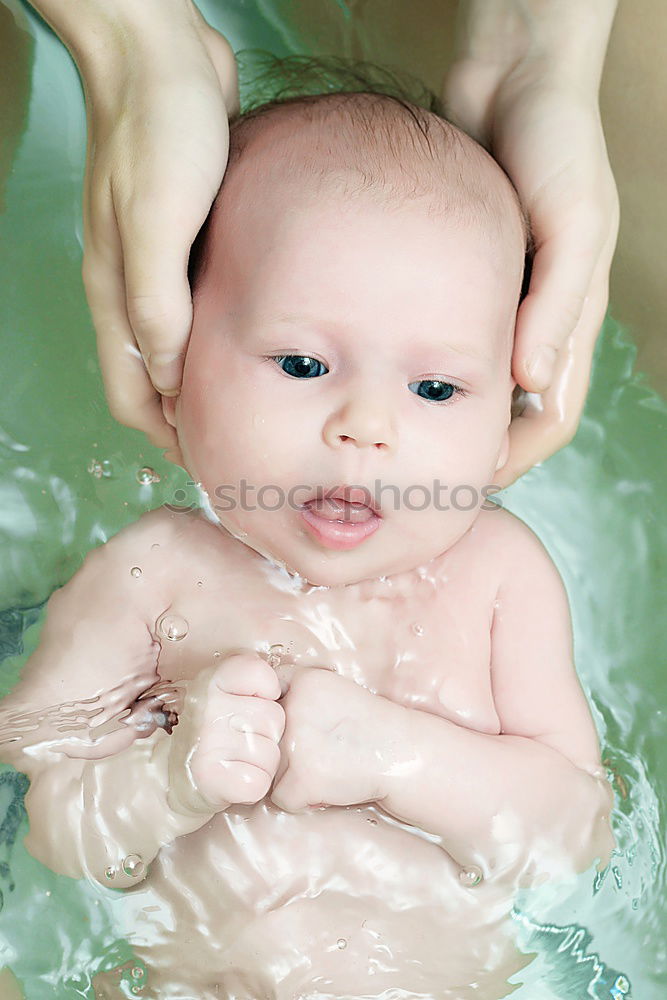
[323,395,397,452]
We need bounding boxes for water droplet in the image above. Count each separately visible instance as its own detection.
[131,967,145,980]
[122,853,145,878]
[458,865,483,888]
[157,613,189,642]
[104,866,116,880]
[131,987,143,995]
[230,715,252,733]
[337,938,347,950]
[213,651,221,659]
[151,542,160,551]
[268,643,284,667]
[411,623,425,637]
[367,817,378,826]
[136,466,160,485]
[197,580,203,587]
[130,566,142,578]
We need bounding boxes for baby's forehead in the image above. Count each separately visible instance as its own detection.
[222,95,527,252]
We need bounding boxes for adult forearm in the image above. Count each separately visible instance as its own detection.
[379,706,614,884]
[455,0,619,90]
[24,0,202,79]
[22,730,215,889]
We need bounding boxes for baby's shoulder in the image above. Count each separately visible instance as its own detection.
[461,503,557,579]
[84,506,227,580]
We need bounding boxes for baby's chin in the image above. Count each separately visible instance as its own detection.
[231,527,448,590]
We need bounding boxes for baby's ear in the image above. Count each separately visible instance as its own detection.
[162,395,177,428]
[495,428,510,473]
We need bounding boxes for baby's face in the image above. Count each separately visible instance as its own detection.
[174,180,522,587]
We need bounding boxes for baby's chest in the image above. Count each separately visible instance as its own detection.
[350,582,500,734]
[157,551,501,736]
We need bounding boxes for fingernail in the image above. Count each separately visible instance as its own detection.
[148,352,183,394]
[526,345,557,391]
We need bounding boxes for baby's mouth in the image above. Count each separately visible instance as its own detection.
[299,490,382,551]
[302,496,377,523]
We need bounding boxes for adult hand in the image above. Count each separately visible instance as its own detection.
[444,1,619,485]
[29,0,239,449]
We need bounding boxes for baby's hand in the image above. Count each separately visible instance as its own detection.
[167,653,285,816]
[270,667,400,813]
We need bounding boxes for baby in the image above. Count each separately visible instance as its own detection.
[1,88,614,999]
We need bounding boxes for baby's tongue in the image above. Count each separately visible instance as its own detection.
[305,497,374,523]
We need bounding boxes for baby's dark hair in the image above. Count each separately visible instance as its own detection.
[188,52,533,300]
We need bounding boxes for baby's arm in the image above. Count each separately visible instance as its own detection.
[0,512,284,888]
[0,511,203,884]
[376,513,614,884]
[0,511,285,888]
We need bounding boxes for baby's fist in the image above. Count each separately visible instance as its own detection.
[168,652,285,815]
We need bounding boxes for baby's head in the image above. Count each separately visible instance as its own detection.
[166,84,529,588]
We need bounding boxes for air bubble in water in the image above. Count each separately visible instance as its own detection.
[130,567,142,578]
[337,938,347,950]
[157,613,189,642]
[131,967,145,980]
[136,466,160,485]
[458,865,483,887]
[268,644,284,667]
[122,854,145,878]
[88,459,113,478]
[104,866,116,880]
[411,623,425,637]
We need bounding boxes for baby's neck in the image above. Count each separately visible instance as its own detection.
[256,544,448,602]
[196,486,451,599]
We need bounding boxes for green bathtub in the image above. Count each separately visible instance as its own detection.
[0,1,664,996]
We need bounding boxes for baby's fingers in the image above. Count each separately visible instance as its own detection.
[212,653,283,702]
[193,753,276,807]
[207,694,286,745]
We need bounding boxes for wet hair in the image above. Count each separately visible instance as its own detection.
[187,52,533,300]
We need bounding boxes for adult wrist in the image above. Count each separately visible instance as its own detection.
[454,0,619,94]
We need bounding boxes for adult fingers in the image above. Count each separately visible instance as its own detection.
[513,203,604,392]
[81,171,179,447]
[496,248,612,489]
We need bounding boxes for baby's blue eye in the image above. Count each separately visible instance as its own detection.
[409,380,457,403]
[273,355,328,379]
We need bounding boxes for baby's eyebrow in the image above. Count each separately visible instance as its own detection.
[405,336,496,369]
[262,312,496,369]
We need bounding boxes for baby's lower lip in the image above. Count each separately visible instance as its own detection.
[299,506,382,550]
